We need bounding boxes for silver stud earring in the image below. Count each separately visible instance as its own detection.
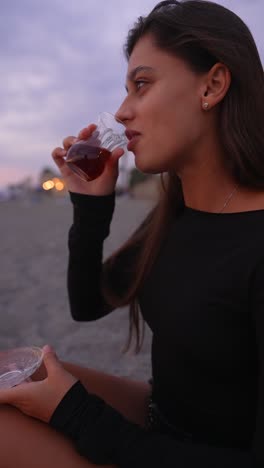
[203,102,209,110]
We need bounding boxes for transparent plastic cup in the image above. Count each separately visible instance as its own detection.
[65,112,128,182]
[0,346,43,389]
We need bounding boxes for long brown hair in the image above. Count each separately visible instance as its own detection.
[102,0,264,352]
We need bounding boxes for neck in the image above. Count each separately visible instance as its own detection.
[177,140,237,213]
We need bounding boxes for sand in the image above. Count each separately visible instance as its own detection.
[0,194,153,380]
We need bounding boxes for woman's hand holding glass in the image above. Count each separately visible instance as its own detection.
[0,346,77,424]
[52,118,126,196]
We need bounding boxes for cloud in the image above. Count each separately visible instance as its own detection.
[0,0,263,187]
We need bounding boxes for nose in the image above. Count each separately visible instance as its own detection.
[115,96,133,125]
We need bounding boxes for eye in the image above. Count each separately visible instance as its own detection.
[135,80,148,90]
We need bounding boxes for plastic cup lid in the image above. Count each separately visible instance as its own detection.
[0,346,43,389]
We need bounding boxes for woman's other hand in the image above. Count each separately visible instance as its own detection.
[0,345,77,423]
[51,124,124,196]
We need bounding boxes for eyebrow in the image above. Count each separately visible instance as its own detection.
[125,66,155,91]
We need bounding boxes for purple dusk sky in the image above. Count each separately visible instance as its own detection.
[0,0,263,188]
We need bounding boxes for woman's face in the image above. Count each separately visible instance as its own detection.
[116,35,208,174]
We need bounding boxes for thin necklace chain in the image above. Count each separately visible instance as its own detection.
[218,185,238,214]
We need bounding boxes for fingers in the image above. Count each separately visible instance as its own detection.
[0,381,33,404]
[77,124,97,141]
[109,147,125,167]
[42,345,54,354]
[62,136,78,151]
[52,124,123,184]
[62,124,97,150]
[52,124,97,168]
[42,345,62,375]
[51,147,67,169]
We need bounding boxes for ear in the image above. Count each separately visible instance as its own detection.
[201,63,231,110]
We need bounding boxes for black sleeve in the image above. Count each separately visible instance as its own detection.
[67,192,116,321]
[250,258,264,465]
[50,381,257,467]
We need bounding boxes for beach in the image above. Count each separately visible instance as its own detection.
[0,194,153,379]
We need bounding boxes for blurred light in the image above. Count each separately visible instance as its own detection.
[42,180,55,190]
[55,181,64,191]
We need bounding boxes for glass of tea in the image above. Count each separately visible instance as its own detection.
[65,112,128,182]
[0,346,43,389]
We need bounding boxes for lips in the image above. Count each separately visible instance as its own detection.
[125,129,141,140]
[125,130,141,151]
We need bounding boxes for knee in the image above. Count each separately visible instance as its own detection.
[0,403,43,434]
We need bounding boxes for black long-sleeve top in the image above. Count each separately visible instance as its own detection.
[50,192,264,466]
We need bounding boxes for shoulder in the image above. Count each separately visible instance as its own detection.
[232,189,264,213]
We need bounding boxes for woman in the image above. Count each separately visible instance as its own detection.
[0,1,263,466]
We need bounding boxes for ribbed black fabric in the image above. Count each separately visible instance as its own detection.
[50,381,255,467]
[50,192,264,466]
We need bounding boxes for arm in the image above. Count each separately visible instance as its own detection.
[50,381,257,467]
[67,191,116,321]
[68,192,153,322]
[52,123,125,322]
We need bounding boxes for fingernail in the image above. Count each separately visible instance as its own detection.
[42,344,53,354]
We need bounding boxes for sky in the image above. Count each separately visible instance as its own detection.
[0,0,263,189]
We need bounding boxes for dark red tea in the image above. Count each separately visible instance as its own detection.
[66,143,111,181]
